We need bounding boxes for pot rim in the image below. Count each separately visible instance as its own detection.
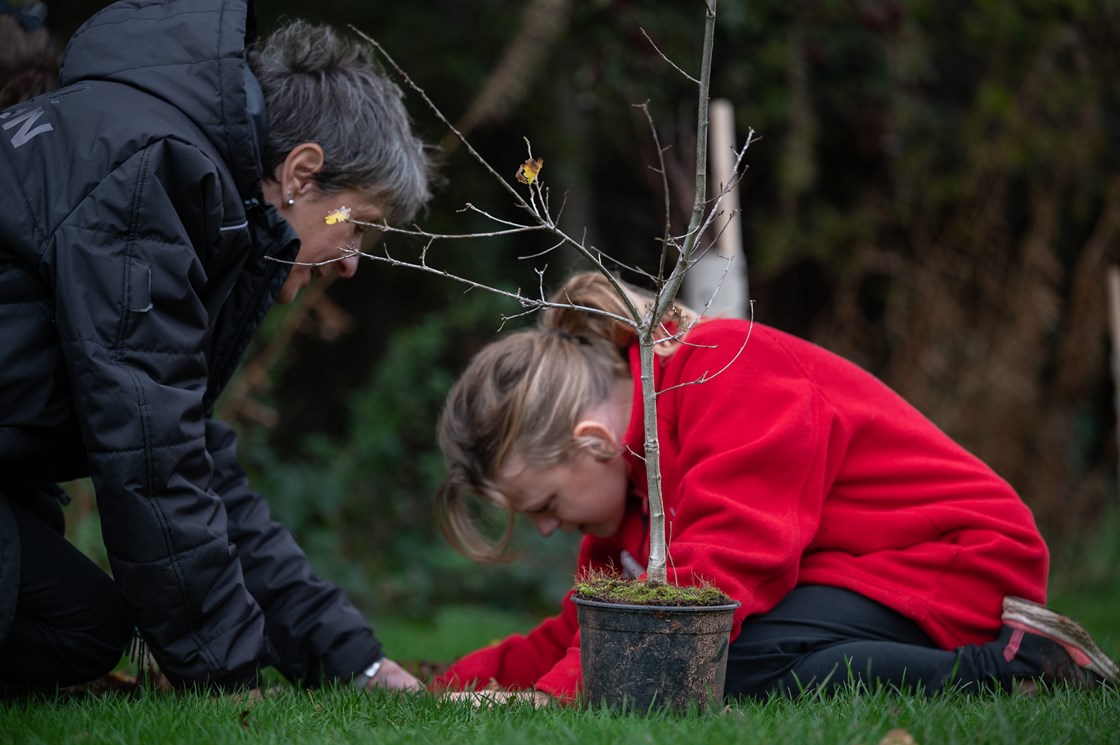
[572,595,741,614]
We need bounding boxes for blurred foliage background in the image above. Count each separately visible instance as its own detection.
[38,0,1120,626]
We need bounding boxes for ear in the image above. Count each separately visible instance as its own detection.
[275,142,325,198]
[573,420,620,461]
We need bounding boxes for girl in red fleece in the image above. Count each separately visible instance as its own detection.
[433,272,1118,703]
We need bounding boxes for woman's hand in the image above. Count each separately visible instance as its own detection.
[363,657,424,692]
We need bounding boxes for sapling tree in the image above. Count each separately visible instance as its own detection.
[310,0,753,586]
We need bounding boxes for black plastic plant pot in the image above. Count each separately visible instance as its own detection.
[572,596,740,713]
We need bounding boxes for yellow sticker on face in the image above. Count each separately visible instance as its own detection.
[325,206,352,225]
[515,158,543,185]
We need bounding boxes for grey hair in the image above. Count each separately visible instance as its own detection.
[252,20,433,223]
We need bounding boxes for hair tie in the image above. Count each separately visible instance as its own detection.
[547,328,590,346]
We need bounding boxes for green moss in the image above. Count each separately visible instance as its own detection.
[574,577,732,607]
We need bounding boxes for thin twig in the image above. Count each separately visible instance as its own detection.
[351,26,533,211]
[658,299,755,395]
[347,245,639,330]
[633,101,674,284]
[639,27,699,85]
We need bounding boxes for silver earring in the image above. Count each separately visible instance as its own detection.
[285,192,295,206]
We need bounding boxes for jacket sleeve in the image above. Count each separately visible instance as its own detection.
[49,140,271,688]
[205,418,382,686]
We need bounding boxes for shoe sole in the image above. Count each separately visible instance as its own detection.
[1002,596,1120,682]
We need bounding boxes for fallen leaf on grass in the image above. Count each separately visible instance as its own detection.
[879,728,917,745]
[720,704,749,721]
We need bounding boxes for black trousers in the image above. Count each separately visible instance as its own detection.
[725,585,1019,698]
[0,494,132,687]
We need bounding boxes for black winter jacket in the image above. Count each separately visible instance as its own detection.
[0,0,381,687]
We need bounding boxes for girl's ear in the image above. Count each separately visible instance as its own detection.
[572,420,620,461]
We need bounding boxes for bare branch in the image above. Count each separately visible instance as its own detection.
[633,101,674,284]
[699,129,757,240]
[266,247,359,269]
[456,203,543,230]
[350,26,535,212]
[658,299,755,396]
[359,219,547,241]
[639,27,699,85]
[348,245,639,332]
[519,235,569,260]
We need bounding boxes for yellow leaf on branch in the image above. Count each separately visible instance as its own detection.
[515,157,543,185]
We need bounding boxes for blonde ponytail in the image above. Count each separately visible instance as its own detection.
[436,271,696,561]
[543,272,698,355]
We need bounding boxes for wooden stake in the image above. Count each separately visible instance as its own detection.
[683,98,748,317]
[1108,264,1120,497]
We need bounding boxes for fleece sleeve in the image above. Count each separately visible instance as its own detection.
[633,320,1048,648]
[433,531,639,702]
[432,593,581,696]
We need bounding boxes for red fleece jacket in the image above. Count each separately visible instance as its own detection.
[434,320,1049,701]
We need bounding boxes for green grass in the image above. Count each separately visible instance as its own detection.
[1,679,1116,744]
[2,603,1118,745]
[4,519,1120,744]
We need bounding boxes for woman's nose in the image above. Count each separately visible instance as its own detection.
[335,253,360,279]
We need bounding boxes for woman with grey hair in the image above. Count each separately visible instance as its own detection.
[0,0,431,692]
